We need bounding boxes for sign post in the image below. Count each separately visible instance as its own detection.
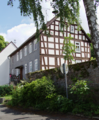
[60,63,68,98]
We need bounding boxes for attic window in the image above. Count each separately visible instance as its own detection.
[71,25,74,33]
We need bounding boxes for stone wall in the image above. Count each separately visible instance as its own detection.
[26,60,99,88]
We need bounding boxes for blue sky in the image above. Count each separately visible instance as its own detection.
[0,0,54,47]
[0,0,98,47]
[0,0,32,33]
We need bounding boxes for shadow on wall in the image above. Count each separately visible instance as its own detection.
[0,58,9,86]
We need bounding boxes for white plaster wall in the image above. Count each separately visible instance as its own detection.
[0,43,16,85]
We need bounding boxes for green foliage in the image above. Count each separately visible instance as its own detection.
[11,76,56,107]
[0,35,9,51]
[71,77,78,83]
[6,77,99,116]
[0,35,5,51]
[7,0,80,40]
[0,85,13,97]
[90,43,96,58]
[47,95,73,112]
[87,33,95,58]
[70,80,89,95]
[62,35,76,64]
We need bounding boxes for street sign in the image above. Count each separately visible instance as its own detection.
[60,63,69,74]
[60,63,69,98]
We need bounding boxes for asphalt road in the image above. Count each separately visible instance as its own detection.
[0,104,98,120]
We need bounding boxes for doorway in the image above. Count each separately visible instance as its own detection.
[20,68,23,80]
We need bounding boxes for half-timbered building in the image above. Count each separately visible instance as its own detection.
[9,17,91,80]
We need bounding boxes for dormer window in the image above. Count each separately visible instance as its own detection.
[34,39,37,51]
[71,25,74,33]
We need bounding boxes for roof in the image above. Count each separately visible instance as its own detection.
[0,41,17,54]
[9,16,91,56]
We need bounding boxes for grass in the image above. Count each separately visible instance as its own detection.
[1,95,12,100]
[0,95,12,105]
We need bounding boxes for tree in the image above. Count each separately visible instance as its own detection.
[83,0,99,66]
[7,0,80,39]
[87,33,95,58]
[62,35,76,65]
[0,35,6,51]
[0,35,9,52]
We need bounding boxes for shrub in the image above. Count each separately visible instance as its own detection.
[11,76,56,107]
[69,80,90,102]
[0,85,13,97]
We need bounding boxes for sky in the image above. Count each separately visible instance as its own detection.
[0,0,99,47]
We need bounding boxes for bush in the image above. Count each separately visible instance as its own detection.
[11,76,56,107]
[69,80,90,102]
[8,78,99,116]
[0,85,13,97]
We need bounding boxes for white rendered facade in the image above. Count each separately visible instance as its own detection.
[0,42,17,85]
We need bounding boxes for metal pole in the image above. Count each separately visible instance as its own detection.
[64,63,68,98]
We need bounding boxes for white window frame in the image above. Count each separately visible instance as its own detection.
[71,25,74,33]
[29,43,32,53]
[75,42,80,53]
[24,46,27,56]
[25,64,27,74]
[34,39,37,51]
[17,52,19,61]
[29,61,32,73]
[20,50,22,59]
[76,60,81,63]
[34,59,38,71]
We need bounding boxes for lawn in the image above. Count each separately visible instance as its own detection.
[0,95,12,105]
[1,95,12,100]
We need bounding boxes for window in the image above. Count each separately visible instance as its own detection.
[29,43,32,53]
[17,52,19,61]
[16,69,19,76]
[34,39,37,50]
[12,69,14,75]
[24,46,27,56]
[75,42,80,52]
[29,61,32,72]
[25,64,27,74]
[76,60,81,63]
[20,50,22,59]
[71,25,74,33]
[34,59,38,71]
[12,56,14,63]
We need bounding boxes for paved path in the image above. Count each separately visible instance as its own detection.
[0,104,97,120]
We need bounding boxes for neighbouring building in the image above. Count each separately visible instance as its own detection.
[0,42,17,85]
[9,17,91,80]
